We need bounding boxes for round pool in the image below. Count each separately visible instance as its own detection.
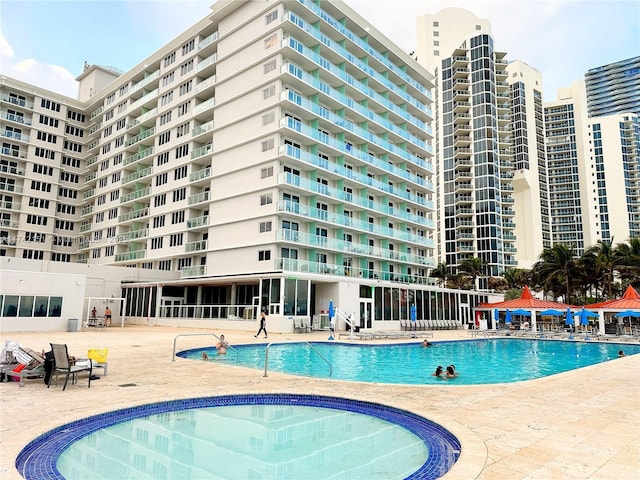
[16,394,460,480]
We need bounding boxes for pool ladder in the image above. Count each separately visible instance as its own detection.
[264,341,332,378]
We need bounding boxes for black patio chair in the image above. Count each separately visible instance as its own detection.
[48,343,92,391]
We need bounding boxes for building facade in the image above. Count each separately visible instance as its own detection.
[416,8,516,288]
[506,61,550,268]
[1,0,494,331]
[585,56,640,117]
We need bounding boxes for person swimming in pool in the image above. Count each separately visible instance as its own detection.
[216,335,229,355]
[445,365,458,378]
[202,352,209,360]
[432,365,444,377]
[422,339,432,347]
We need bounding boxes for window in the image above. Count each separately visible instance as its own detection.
[180,60,194,75]
[261,166,274,178]
[261,139,274,151]
[176,122,190,137]
[177,100,191,116]
[260,193,272,205]
[157,152,169,165]
[161,92,173,105]
[265,10,278,24]
[151,237,163,249]
[163,52,176,67]
[36,131,57,143]
[162,72,175,86]
[154,194,166,207]
[38,115,59,128]
[158,131,171,145]
[259,221,272,232]
[172,188,186,202]
[40,98,61,112]
[169,233,183,246]
[159,259,172,270]
[263,59,276,74]
[178,80,192,96]
[258,250,271,261]
[153,215,165,228]
[156,172,167,187]
[263,85,275,99]
[171,210,184,224]
[182,39,195,55]
[174,165,187,180]
[262,112,275,125]
[67,110,86,123]
[264,34,277,48]
[175,144,189,159]
[160,111,172,125]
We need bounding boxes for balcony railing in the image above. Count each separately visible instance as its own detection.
[180,265,207,277]
[189,166,211,182]
[185,240,208,253]
[187,215,209,229]
[114,249,146,262]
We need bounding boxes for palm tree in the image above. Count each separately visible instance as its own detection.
[430,262,450,288]
[503,268,530,290]
[447,273,472,290]
[584,238,619,299]
[615,238,640,288]
[532,244,577,303]
[458,257,485,290]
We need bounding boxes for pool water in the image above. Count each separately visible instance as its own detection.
[184,339,640,385]
[17,395,461,480]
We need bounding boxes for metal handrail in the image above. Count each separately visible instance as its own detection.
[263,341,332,377]
[172,333,238,362]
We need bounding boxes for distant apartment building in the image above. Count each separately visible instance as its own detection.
[544,81,640,254]
[416,8,517,288]
[1,0,493,331]
[585,56,640,117]
[506,61,550,268]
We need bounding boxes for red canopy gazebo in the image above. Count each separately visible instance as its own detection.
[475,286,575,330]
[587,285,640,335]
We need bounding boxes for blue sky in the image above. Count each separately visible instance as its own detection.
[1,0,638,100]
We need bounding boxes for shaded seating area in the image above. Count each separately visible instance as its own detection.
[48,343,92,391]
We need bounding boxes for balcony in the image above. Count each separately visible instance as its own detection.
[198,31,219,50]
[118,207,149,223]
[189,166,211,182]
[187,215,209,230]
[114,249,146,262]
[81,205,94,216]
[0,164,24,176]
[122,166,153,185]
[0,111,32,125]
[180,265,207,278]
[188,191,210,205]
[118,228,148,242]
[120,187,151,204]
[0,219,19,229]
[0,183,22,193]
[185,240,208,253]
[191,144,212,160]
[1,94,34,109]
[1,147,27,159]
[0,200,20,210]
[80,223,92,233]
[83,188,95,199]
[125,128,155,147]
[123,147,154,166]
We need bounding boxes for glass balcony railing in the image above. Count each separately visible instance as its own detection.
[123,147,154,166]
[1,94,35,109]
[114,249,146,262]
[122,166,153,184]
[275,257,435,284]
[185,240,208,253]
[277,199,434,247]
[186,215,209,229]
[181,265,207,277]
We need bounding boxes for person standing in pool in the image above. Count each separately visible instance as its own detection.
[216,335,228,355]
[255,311,268,338]
[445,365,458,378]
[432,366,444,377]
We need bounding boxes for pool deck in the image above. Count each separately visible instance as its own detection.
[1,326,638,480]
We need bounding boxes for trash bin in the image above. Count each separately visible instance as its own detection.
[68,318,79,332]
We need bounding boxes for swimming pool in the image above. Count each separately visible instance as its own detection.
[181,339,640,385]
[16,394,461,480]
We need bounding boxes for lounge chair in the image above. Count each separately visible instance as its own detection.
[1,348,46,387]
[48,343,92,391]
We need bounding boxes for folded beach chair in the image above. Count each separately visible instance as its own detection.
[4,348,46,387]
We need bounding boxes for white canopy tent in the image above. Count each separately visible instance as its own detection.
[84,296,126,327]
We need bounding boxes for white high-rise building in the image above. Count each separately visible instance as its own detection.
[416,8,516,288]
[506,61,550,268]
[1,0,494,332]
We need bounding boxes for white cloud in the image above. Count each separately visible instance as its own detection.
[1,33,78,98]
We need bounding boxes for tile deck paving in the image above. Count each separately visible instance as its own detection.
[0,326,638,479]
